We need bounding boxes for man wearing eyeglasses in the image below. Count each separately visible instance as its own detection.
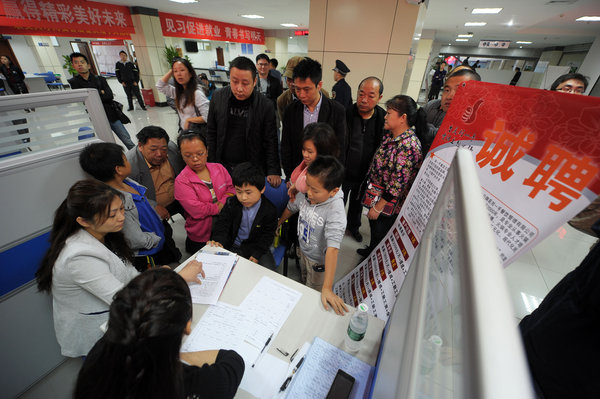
[550,72,588,95]
[256,53,283,111]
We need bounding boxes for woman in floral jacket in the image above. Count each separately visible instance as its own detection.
[357,95,425,257]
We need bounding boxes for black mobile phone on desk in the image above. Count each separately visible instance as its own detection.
[325,369,355,399]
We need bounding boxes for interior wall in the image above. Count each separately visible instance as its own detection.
[5,35,39,74]
[163,36,267,69]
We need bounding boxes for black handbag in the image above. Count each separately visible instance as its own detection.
[112,101,131,124]
[177,89,206,134]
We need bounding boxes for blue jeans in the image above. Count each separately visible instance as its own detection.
[109,120,135,149]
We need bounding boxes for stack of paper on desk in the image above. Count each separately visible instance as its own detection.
[181,277,303,398]
[286,337,374,399]
[188,252,237,305]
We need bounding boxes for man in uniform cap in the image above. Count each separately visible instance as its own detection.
[332,59,352,108]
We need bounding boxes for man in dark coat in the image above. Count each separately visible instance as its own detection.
[255,53,283,111]
[280,58,346,179]
[332,59,352,109]
[68,52,135,149]
[343,77,386,242]
[206,56,281,187]
[509,67,521,86]
[115,50,146,111]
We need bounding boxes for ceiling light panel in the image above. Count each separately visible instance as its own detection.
[240,14,264,19]
[576,16,600,22]
[458,34,473,37]
[280,23,298,27]
[472,8,503,14]
[465,22,487,26]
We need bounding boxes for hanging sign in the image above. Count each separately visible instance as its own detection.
[159,12,265,45]
[0,0,134,39]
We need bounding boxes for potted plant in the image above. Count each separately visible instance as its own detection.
[62,55,77,76]
[163,45,190,67]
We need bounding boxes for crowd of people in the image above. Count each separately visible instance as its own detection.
[17,48,593,398]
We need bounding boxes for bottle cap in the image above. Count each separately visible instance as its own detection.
[357,303,368,312]
[429,335,442,346]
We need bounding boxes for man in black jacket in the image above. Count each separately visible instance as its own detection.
[344,77,386,242]
[206,56,281,187]
[256,53,283,111]
[68,52,135,149]
[281,58,346,179]
[115,50,146,111]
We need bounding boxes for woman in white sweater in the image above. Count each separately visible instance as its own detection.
[35,179,203,357]
[156,57,209,133]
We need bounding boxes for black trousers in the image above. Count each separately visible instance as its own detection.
[8,81,28,95]
[368,213,396,250]
[342,180,364,232]
[123,82,145,108]
[428,83,441,101]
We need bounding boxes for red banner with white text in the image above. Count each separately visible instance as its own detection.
[0,0,134,39]
[159,12,265,45]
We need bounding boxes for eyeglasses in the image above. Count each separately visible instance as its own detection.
[182,152,207,160]
[257,62,269,67]
[556,85,585,94]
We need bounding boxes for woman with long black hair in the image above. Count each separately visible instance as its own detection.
[157,58,209,133]
[74,268,244,399]
[35,179,204,357]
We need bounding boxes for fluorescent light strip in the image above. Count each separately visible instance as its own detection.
[458,34,473,38]
[456,39,469,42]
[465,22,487,26]
[280,23,298,27]
[516,41,532,44]
[169,0,198,3]
[576,16,600,22]
[472,8,502,14]
[240,14,264,19]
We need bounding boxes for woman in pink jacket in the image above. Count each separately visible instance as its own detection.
[175,130,234,253]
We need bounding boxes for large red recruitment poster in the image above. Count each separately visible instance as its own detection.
[334,82,600,320]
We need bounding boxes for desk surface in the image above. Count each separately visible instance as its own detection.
[177,249,385,398]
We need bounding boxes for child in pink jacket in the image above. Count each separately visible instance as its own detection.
[175,131,234,253]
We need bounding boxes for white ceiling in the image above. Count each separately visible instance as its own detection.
[107,0,311,30]
[105,0,599,48]
[423,0,600,48]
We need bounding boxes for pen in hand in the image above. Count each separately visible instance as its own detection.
[279,356,305,392]
[251,332,273,368]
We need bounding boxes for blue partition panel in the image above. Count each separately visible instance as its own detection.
[0,232,50,297]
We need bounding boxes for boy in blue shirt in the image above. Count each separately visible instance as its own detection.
[79,143,181,270]
[278,156,349,315]
[209,162,278,269]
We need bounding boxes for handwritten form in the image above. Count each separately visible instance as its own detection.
[286,337,374,399]
[188,252,236,305]
[181,277,303,398]
[240,276,303,347]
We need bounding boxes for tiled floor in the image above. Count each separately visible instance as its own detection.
[17,81,598,397]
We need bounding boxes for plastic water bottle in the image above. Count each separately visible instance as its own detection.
[344,303,369,352]
[419,335,443,375]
